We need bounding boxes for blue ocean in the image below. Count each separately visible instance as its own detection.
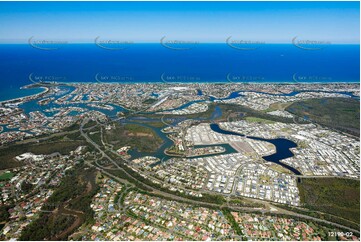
[0,43,359,101]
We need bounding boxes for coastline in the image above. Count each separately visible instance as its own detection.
[0,81,359,105]
[0,86,49,105]
[66,81,360,84]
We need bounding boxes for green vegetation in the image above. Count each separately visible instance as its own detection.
[222,209,243,236]
[20,163,99,240]
[244,116,276,124]
[133,121,166,128]
[104,159,226,205]
[65,131,84,140]
[0,172,14,181]
[227,198,264,208]
[148,103,217,120]
[0,205,14,222]
[264,101,294,112]
[114,186,127,209]
[142,98,157,104]
[182,104,218,119]
[98,149,259,208]
[150,102,288,123]
[20,181,33,193]
[286,98,360,136]
[165,145,185,156]
[104,123,163,152]
[246,210,353,239]
[83,120,97,129]
[105,166,153,192]
[124,123,152,133]
[148,122,167,128]
[275,204,360,231]
[298,177,360,224]
[0,132,87,170]
[62,122,81,132]
[20,214,76,240]
[218,104,298,124]
[88,128,103,147]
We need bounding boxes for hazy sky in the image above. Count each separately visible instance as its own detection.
[0,1,359,44]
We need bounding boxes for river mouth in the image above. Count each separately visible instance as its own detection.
[210,123,302,175]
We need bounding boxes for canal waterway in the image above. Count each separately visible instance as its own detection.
[122,120,237,162]
[210,123,301,175]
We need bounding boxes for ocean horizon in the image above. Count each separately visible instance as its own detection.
[0,43,359,101]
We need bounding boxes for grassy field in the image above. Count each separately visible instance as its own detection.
[218,104,296,123]
[135,121,166,128]
[298,177,360,224]
[0,172,14,181]
[104,123,163,152]
[244,117,276,124]
[286,98,360,136]
[265,102,294,112]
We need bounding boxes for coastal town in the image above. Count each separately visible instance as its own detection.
[0,0,359,241]
[0,82,359,240]
[0,82,359,146]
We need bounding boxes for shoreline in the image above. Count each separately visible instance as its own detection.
[61,81,360,85]
[0,81,359,105]
[0,85,50,106]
